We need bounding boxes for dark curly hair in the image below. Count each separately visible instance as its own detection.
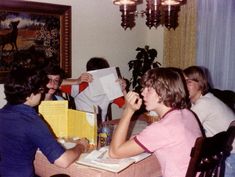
[141,68,190,109]
[43,62,65,85]
[4,67,48,104]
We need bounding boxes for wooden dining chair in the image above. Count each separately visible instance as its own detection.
[185,126,235,177]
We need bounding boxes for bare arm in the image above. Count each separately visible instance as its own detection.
[109,91,144,159]
[54,138,89,168]
[61,73,93,85]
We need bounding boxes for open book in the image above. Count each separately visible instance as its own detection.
[76,146,151,173]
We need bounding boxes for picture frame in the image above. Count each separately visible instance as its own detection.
[0,1,71,83]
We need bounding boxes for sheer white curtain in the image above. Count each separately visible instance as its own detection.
[197,0,235,91]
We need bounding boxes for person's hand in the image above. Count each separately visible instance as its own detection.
[77,73,93,84]
[125,91,142,111]
[76,138,90,153]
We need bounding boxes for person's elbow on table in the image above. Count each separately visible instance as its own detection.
[108,148,120,159]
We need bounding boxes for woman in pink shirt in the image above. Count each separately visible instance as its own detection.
[109,68,202,177]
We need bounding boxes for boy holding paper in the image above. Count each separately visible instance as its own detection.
[61,57,127,122]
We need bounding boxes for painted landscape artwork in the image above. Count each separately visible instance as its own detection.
[0,1,71,83]
[0,11,60,72]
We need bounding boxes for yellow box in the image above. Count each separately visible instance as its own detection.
[39,100,97,145]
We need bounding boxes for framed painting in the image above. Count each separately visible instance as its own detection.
[0,0,71,83]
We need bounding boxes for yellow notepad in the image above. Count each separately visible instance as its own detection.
[39,100,97,145]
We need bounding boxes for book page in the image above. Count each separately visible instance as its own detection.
[39,100,68,138]
[129,152,151,162]
[88,67,123,100]
[76,146,151,173]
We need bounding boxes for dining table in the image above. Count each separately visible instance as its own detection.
[34,115,162,177]
[34,150,162,177]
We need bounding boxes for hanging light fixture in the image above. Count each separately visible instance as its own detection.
[161,0,181,30]
[113,0,186,30]
[144,0,161,29]
[113,0,137,5]
[113,0,137,30]
[161,0,181,5]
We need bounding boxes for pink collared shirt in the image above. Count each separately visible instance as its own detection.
[135,109,202,177]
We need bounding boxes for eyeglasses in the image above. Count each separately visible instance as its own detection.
[48,78,60,85]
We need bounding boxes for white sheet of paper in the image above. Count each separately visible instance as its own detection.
[88,67,123,100]
[100,74,123,100]
[88,72,104,96]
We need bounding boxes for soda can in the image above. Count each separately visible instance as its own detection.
[97,124,113,148]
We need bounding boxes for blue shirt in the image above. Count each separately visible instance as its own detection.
[0,104,65,177]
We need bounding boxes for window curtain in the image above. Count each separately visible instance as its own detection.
[197,0,235,91]
[163,0,197,68]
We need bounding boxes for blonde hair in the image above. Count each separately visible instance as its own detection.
[183,66,209,95]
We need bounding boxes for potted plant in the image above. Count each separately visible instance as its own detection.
[128,45,161,117]
[128,45,161,93]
